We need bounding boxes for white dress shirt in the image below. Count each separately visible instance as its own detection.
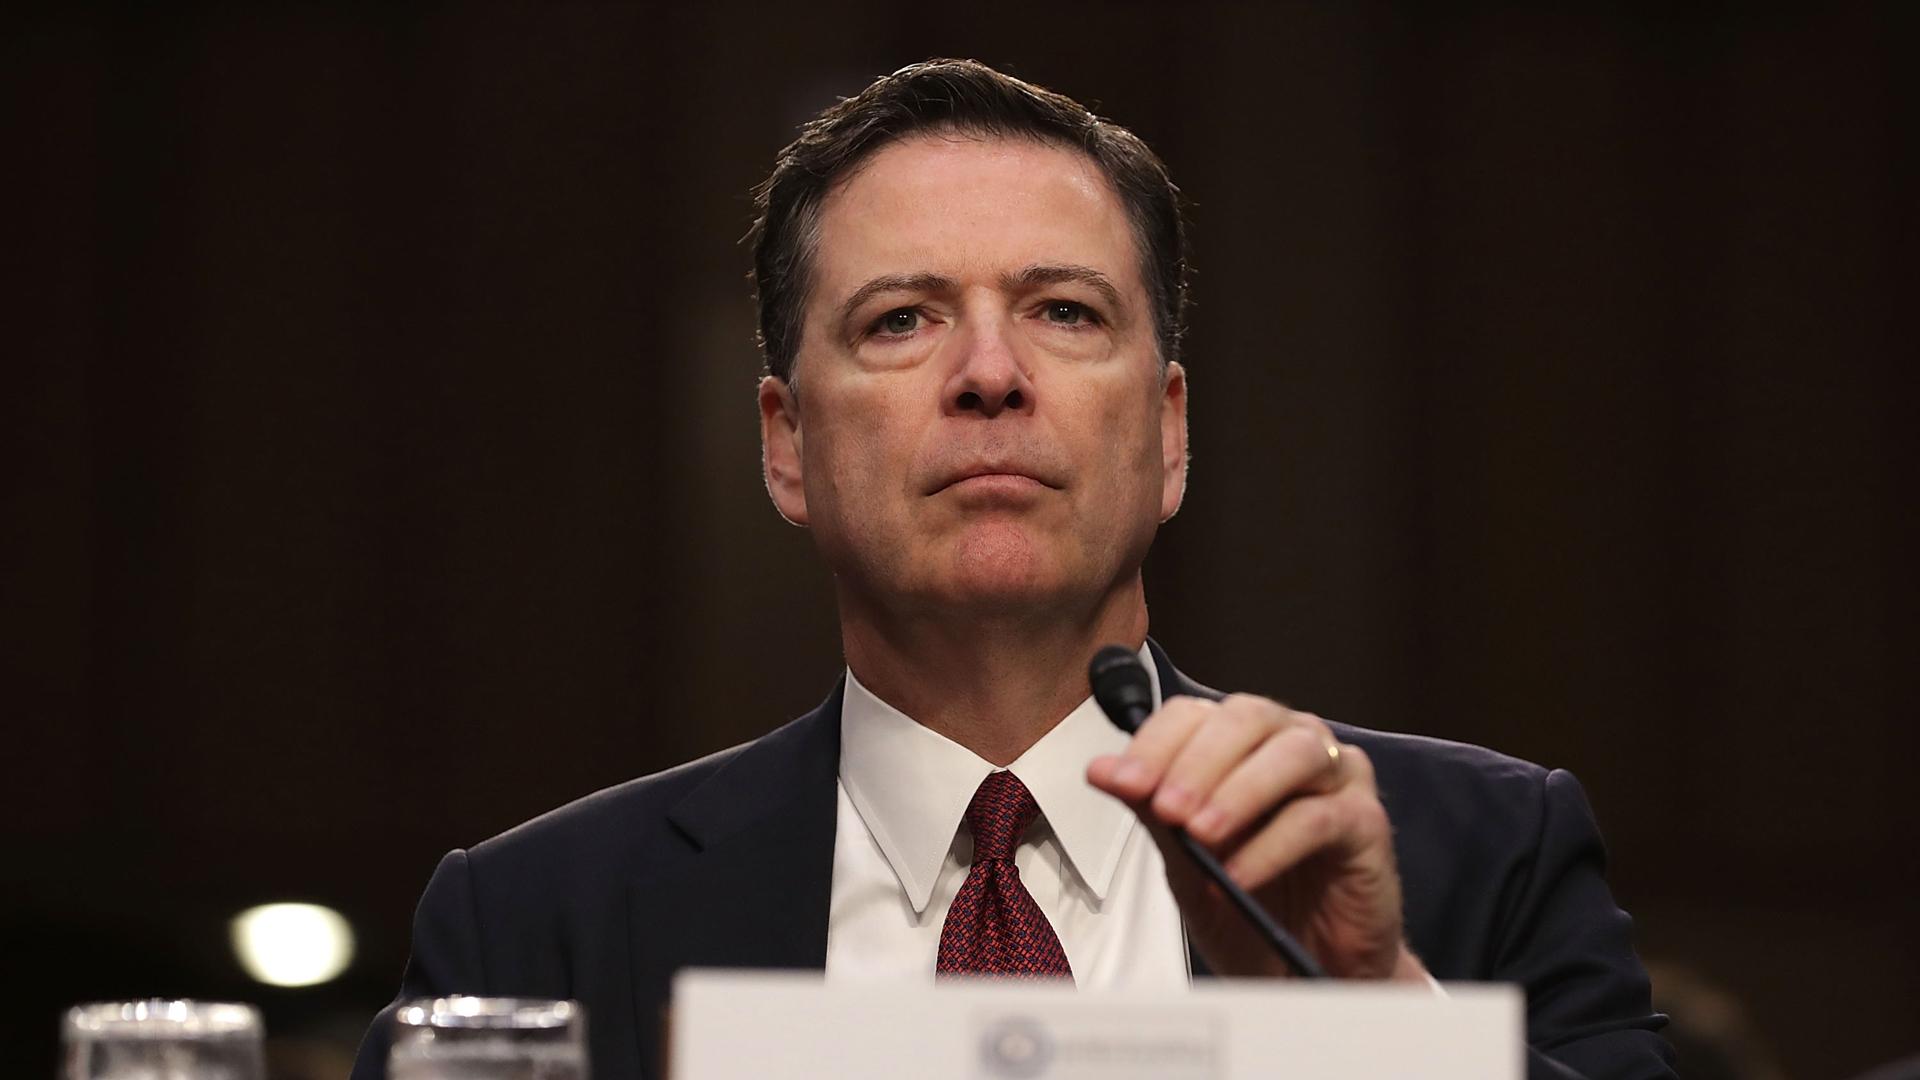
[825,646,1190,988]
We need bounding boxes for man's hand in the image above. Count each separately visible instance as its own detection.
[1087,694,1429,982]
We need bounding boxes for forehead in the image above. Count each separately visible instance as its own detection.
[810,133,1143,297]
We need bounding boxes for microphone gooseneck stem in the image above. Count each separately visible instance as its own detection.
[1086,643,1329,980]
[1118,700,1329,980]
[1170,824,1328,979]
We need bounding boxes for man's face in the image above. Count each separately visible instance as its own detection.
[760,133,1187,620]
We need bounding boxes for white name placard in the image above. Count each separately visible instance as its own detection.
[670,970,1522,1080]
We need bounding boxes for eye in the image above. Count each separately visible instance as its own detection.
[877,308,919,335]
[1044,301,1090,325]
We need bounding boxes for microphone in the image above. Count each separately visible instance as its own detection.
[1088,645,1329,980]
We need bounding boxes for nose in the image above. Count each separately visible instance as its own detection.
[943,315,1035,418]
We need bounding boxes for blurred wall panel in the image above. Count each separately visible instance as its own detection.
[1154,3,1416,738]
[1,17,100,853]
[1686,7,1891,858]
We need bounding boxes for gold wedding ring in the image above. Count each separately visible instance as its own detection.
[1325,740,1344,777]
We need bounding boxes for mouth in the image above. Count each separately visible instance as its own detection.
[928,466,1062,497]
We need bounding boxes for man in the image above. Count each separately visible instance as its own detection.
[352,60,1674,1080]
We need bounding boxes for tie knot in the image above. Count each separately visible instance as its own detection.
[965,771,1042,861]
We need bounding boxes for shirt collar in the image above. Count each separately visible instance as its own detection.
[837,646,1162,914]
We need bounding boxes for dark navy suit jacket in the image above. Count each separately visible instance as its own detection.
[352,643,1675,1080]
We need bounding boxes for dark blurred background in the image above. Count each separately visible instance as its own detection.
[2,2,1913,1078]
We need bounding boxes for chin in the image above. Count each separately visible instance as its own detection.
[926,526,1079,611]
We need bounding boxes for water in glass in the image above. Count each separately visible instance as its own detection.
[64,1000,265,1080]
[389,997,587,1080]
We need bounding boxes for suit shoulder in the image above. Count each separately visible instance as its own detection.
[1328,721,1555,825]
[460,701,835,880]
[1331,720,1550,787]
[1169,657,1553,821]
[468,741,745,863]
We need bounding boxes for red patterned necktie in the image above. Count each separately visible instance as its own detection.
[936,771,1074,979]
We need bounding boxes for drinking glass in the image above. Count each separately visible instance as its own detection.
[64,1000,265,1080]
[389,997,588,1080]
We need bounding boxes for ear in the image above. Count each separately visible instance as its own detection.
[759,376,809,526]
[1158,362,1188,522]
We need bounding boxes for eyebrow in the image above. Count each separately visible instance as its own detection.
[998,264,1125,315]
[838,272,957,330]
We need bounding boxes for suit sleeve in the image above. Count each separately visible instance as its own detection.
[350,849,491,1080]
[1503,771,1675,1080]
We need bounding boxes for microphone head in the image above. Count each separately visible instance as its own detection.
[1088,644,1155,734]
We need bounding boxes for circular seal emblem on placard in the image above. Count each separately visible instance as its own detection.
[979,1016,1055,1079]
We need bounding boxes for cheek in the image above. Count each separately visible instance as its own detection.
[802,386,912,525]
[1098,394,1169,541]
[1082,384,1163,492]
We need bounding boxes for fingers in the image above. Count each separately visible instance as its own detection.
[1184,724,1344,843]
[1088,693,1356,838]
[1088,695,1211,802]
[1152,698,1279,822]
[1218,773,1391,891]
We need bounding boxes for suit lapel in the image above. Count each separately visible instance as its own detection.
[1148,637,1225,706]
[1146,639,1226,979]
[627,681,844,1072]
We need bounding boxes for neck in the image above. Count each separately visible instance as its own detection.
[837,575,1150,766]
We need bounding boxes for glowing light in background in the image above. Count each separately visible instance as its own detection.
[230,903,355,987]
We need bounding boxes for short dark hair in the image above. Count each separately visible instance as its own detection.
[749,59,1190,384]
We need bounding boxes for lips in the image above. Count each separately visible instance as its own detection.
[927,463,1063,496]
